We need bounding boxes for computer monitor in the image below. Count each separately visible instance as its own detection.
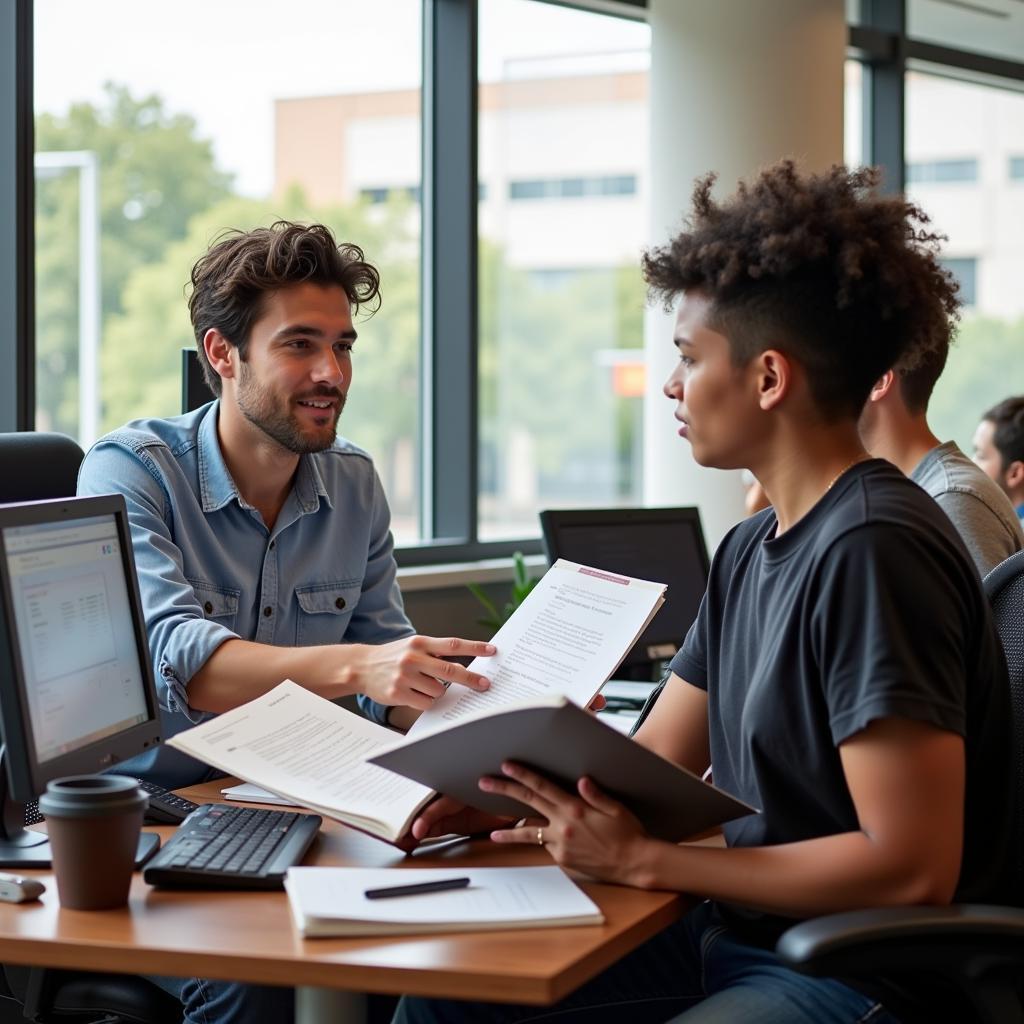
[0,495,162,867]
[539,506,710,680]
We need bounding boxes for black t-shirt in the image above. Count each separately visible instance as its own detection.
[669,460,1013,995]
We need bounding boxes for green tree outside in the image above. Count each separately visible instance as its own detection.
[479,257,645,514]
[929,314,1024,453]
[35,83,233,435]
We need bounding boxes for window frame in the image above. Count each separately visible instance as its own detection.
[0,0,34,435]
[7,0,1024,565]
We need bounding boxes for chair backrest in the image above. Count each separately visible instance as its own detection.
[983,548,1024,905]
[0,432,85,502]
[182,349,216,414]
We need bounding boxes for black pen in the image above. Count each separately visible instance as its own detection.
[364,876,471,900]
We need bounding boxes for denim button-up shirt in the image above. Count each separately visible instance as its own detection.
[77,401,411,788]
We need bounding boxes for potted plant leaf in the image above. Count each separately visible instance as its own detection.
[467,551,537,633]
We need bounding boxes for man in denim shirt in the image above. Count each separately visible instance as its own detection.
[78,221,494,1024]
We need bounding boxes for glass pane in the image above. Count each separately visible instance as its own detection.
[906,72,1024,450]
[909,0,1024,66]
[34,0,423,542]
[845,60,864,168]
[478,0,651,541]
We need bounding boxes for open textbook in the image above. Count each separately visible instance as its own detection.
[285,865,603,937]
[168,559,668,844]
[170,681,435,843]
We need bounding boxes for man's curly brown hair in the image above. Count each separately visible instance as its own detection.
[642,161,960,420]
[188,221,381,397]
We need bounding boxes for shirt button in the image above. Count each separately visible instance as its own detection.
[263,606,273,617]
[335,597,346,610]
[203,601,213,614]
[269,541,275,550]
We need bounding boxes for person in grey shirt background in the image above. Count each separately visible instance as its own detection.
[859,343,1023,577]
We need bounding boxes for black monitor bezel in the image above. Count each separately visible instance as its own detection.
[0,494,162,802]
[539,506,711,667]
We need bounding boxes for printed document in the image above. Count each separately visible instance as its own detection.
[409,559,665,736]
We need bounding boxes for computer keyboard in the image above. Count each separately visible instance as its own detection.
[143,804,322,890]
[23,777,200,827]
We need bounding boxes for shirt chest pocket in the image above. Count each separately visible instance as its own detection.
[188,579,240,629]
[295,581,361,646]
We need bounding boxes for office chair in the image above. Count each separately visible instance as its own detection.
[0,431,85,503]
[181,348,216,414]
[776,547,1024,1024]
[0,432,180,1024]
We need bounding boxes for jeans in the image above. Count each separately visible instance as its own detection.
[148,974,294,1024]
[393,901,900,1024]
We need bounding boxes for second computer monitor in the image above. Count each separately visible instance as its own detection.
[539,506,710,678]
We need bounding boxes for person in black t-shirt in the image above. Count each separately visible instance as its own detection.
[394,163,1013,1024]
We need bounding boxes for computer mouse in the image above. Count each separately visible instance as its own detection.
[0,872,45,903]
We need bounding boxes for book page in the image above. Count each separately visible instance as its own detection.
[285,865,603,936]
[409,559,665,737]
[167,681,432,840]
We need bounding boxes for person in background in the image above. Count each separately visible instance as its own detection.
[859,346,1023,576]
[973,395,1024,526]
[395,162,1013,1024]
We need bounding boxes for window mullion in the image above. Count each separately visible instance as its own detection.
[421,0,479,543]
[861,0,905,192]
[0,0,34,432]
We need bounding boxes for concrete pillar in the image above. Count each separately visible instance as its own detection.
[643,0,846,550]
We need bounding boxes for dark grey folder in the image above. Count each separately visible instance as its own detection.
[369,699,757,842]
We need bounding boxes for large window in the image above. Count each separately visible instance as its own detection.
[844,59,864,168]
[33,0,422,540]
[908,0,1024,66]
[6,0,1024,565]
[477,0,650,540]
[906,72,1024,450]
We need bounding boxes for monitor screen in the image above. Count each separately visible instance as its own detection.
[539,507,710,675]
[0,495,161,805]
[4,513,150,763]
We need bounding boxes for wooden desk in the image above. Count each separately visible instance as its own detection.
[0,782,684,1021]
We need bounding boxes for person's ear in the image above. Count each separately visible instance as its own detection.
[756,349,791,412]
[204,329,236,384]
[868,370,895,404]
[1005,459,1024,491]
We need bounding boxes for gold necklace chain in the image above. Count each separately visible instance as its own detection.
[825,454,871,493]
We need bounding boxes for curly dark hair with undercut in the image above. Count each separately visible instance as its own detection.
[188,220,381,396]
[642,162,961,421]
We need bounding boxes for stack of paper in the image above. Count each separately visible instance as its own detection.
[284,865,604,937]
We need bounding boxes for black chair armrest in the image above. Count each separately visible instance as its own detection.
[776,904,1024,978]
